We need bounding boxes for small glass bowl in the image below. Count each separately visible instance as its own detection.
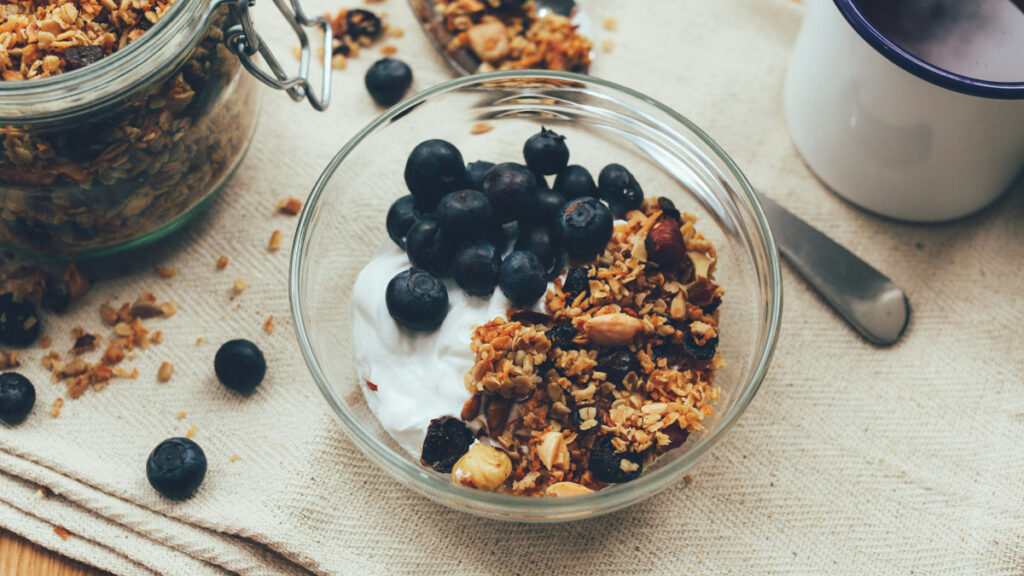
[290,71,782,521]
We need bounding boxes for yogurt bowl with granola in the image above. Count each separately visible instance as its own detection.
[291,71,781,520]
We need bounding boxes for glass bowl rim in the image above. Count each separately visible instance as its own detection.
[289,70,783,515]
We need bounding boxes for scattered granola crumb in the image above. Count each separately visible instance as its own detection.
[196,337,204,345]
[151,330,163,344]
[154,266,176,278]
[602,39,614,52]
[158,361,174,382]
[100,303,119,326]
[332,54,348,70]
[185,425,197,439]
[229,454,241,463]
[276,197,303,215]
[0,349,19,369]
[53,526,70,540]
[175,411,186,420]
[470,122,494,135]
[34,488,48,499]
[366,380,379,392]
[38,335,51,349]
[389,26,404,38]
[684,474,694,485]
[233,278,247,295]
[364,0,385,3]
[268,230,283,252]
[603,16,618,31]
[380,44,398,55]
[50,397,63,418]
[216,255,229,270]
[160,301,178,317]
[263,315,276,334]
[70,333,98,356]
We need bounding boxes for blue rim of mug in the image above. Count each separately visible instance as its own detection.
[833,0,1024,100]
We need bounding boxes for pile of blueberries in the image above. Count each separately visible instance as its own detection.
[385,127,645,332]
[0,339,268,501]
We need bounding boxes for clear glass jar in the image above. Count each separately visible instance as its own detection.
[0,0,328,257]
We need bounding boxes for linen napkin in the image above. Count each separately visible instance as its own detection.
[2,0,1022,574]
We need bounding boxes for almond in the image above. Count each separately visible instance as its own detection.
[645,219,686,265]
[485,396,510,434]
[546,481,594,497]
[584,313,644,346]
[537,431,570,471]
[461,393,482,421]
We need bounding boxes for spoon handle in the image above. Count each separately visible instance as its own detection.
[755,191,910,346]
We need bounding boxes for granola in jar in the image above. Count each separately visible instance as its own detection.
[0,0,259,256]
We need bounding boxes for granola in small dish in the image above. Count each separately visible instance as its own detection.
[420,0,593,73]
[352,130,724,497]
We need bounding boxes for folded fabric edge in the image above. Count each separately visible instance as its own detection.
[0,447,314,576]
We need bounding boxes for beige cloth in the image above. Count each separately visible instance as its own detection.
[2,0,1023,574]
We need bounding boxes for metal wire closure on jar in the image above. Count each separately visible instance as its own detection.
[223,0,332,110]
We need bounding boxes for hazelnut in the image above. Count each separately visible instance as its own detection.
[467,21,510,63]
[645,219,686,265]
[546,482,594,497]
[584,313,644,347]
[536,431,571,471]
[451,444,512,491]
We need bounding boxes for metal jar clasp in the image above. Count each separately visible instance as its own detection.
[220,0,332,111]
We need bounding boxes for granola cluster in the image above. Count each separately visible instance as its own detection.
[0,2,258,255]
[433,0,592,72]
[0,0,175,81]
[460,198,724,496]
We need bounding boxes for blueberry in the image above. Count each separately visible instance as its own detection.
[588,434,643,483]
[404,139,466,210]
[146,437,207,499]
[683,328,719,361]
[0,293,40,347]
[214,339,266,394]
[545,323,577,350]
[0,372,35,424]
[523,127,569,175]
[598,163,644,216]
[498,251,547,305]
[421,416,474,473]
[386,268,449,331]
[524,188,566,226]
[482,162,537,224]
[514,225,559,272]
[556,197,613,257]
[562,265,590,297]
[405,216,454,275]
[464,160,495,192]
[437,190,493,241]
[452,241,501,297]
[365,58,413,106]
[597,350,641,386]
[386,195,424,249]
[554,165,597,199]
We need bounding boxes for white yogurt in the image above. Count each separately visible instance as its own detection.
[351,244,517,457]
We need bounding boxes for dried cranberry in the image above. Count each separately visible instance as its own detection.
[545,323,577,350]
[597,350,640,386]
[562,265,590,297]
[345,9,382,41]
[420,416,474,473]
[588,435,643,483]
[64,46,104,71]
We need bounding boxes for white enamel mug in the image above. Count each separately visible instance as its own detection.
[784,0,1024,222]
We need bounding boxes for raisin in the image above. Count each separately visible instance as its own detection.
[562,265,590,297]
[683,327,718,361]
[663,425,689,450]
[545,323,577,350]
[597,350,640,386]
[420,416,474,473]
[64,46,105,71]
[588,435,643,483]
[345,9,382,41]
[658,197,681,222]
[0,293,40,347]
[41,275,70,313]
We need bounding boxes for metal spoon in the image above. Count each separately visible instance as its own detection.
[408,0,591,76]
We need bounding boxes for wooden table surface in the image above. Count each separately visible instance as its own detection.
[0,530,108,576]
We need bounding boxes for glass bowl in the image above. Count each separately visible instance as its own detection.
[290,71,782,521]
